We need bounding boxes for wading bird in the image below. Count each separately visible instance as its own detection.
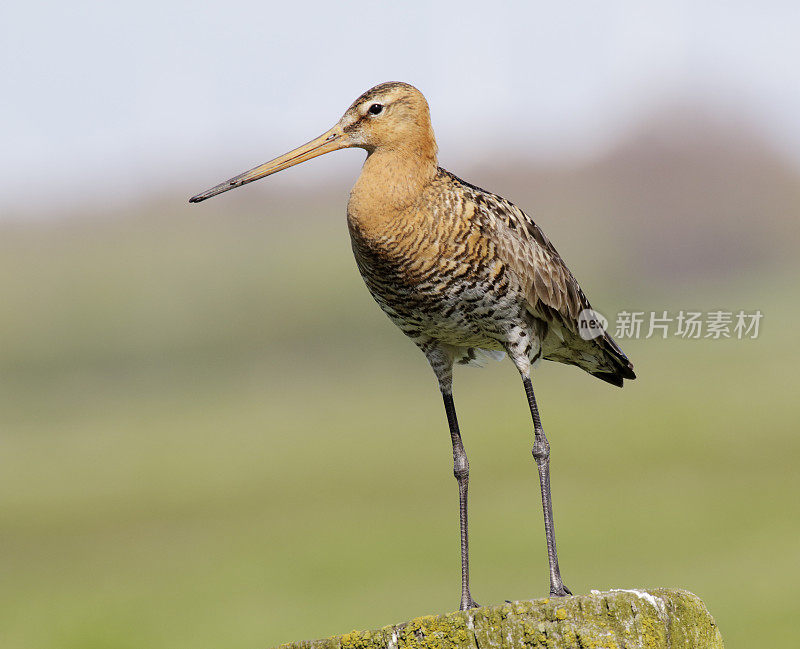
[190,82,635,610]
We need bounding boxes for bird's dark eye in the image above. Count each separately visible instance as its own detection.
[368,103,383,115]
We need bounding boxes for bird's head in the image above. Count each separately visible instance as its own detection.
[190,81,437,203]
[339,82,437,157]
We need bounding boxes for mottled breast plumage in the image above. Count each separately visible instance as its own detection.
[348,167,635,385]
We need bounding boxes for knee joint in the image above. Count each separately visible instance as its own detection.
[453,456,469,480]
[532,436,550,462]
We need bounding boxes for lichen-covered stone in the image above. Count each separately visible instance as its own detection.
[275,589,723,649]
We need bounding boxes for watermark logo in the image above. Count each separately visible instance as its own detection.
[574,309,762,340]
[578,309,608,340]
[613,310,763,339]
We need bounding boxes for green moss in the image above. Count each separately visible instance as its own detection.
[340,629,385,649]
[395,613,471,649]
[275,589,724,649]
[639,616,666,649]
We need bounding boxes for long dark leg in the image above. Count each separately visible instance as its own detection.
[522,375,571,596]
[442,390,479,610]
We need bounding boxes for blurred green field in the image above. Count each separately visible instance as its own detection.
[1,174,798,649]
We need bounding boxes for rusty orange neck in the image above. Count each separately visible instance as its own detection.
[348,144,438,231]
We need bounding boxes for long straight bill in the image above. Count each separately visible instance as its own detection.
[189,126,345,203]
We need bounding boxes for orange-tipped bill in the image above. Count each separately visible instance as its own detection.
[189,126,347,203]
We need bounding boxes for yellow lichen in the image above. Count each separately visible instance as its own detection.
[276,589,724,649]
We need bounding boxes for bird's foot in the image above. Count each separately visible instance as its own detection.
[550,583,572,597]
[459,596,480,610]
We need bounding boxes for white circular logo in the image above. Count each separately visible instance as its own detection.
[577,309,608,340]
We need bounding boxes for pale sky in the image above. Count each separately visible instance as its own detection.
[2,1,799,215]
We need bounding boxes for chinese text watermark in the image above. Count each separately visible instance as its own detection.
[611,310,763,339]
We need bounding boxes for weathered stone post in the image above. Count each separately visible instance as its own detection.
[275,589,723,649]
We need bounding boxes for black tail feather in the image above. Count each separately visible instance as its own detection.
[590,370,625,387]
[590,332,636,387]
